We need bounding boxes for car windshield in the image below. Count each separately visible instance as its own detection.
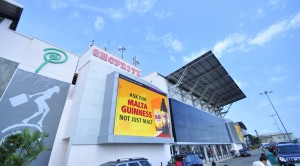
[139,160,151,166]
[278,145,300,154]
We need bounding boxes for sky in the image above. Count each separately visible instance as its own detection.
[14,0,300,138]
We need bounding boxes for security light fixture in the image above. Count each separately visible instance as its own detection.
[118,46,126,59]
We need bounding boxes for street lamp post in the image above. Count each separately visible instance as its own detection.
[260,91,292,142]
[269,114,282,134]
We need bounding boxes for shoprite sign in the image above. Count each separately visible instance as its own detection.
[92,48,141,77]
[114,75,171,138]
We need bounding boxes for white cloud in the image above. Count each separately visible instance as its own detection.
[170,56,176,63]
[213,33,246,58]
[146,31,157,41]
[108,8,124,22]
[269,0,284,5]
[163,34,183,52]
[76,4,105,12]
[286,95,300,102]
[257,100,270,110]
[287,12,300,29]
[94,16,105,31]
[234,79,247,89]
[241,65,253,72]
[274,64,287,73]
[154,11,173,19]
[183,50,207,64]
[263,64,288,83]
[76,5,124,22]
[50,0,68,9]
[126,0,156,14]
[268,76,287,82]
[211,12,300,57]
[249,20,287,46]
[268,0,287,9]
[68,10,80,19]
[249,12,300,46]
[256,8,265,18]
[146,32,183,52]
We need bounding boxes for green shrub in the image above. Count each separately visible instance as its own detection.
[0,128,49,166]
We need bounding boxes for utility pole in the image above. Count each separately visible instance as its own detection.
[260,91,292,142]
[270,114,283,133]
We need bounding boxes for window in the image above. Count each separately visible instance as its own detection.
[169,98,231,143]
[139,160,151,166]
[71,73,78,85]
[128,162,139,166]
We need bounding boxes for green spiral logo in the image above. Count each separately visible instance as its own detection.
[35,48,68,73]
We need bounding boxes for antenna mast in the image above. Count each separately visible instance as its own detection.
[132,56,140,66]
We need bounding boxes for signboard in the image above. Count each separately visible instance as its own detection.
[234,124,244,142]
[92,48,141,77]
[114,75,171,138]
[0,69,70,166]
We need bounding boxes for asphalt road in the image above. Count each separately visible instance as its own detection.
[213,149,264,166]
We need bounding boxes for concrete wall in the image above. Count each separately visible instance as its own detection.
[0,23,79,166]
[58,47,172,166]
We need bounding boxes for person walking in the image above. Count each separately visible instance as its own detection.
[252,154,269,166]
[175,155,182,166]
[212,160,216,166]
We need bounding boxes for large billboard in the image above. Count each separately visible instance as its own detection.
[234,124,244,142]
[114,74,171,138]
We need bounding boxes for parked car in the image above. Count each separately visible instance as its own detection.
[182,153,203,166]
[99,157,151,166]
[168,153,203,166]
[276,143,300,166]
[238,149,251,157]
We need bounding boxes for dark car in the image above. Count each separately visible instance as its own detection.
[168,153,203,166]
[239,149,251,157]
[182,153,203,166]
[99,157,151,166]
[276,143,300,166]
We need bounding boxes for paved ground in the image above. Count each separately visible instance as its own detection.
[203,149,277,166]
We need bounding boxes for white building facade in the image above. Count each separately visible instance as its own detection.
[0,1,246,165]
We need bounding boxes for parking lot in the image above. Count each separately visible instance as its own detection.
[209,149,273,166]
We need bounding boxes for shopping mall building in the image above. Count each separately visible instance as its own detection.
[0,1,247,165]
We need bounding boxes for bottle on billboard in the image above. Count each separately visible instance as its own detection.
[154,109,163,131]
[160,98,169,134]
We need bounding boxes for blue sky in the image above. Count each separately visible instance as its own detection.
[15,0,300,138]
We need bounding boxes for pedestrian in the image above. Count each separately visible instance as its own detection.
[175,155,182,166]
[252,154,269,166]
[260,153,272,166]
[212,160,216,166]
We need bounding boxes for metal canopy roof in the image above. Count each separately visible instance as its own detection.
[0,0,23,30]
[166,50,246,108]
[237,122,247,130]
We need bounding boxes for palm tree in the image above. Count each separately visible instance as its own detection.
[0,128,49,166]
